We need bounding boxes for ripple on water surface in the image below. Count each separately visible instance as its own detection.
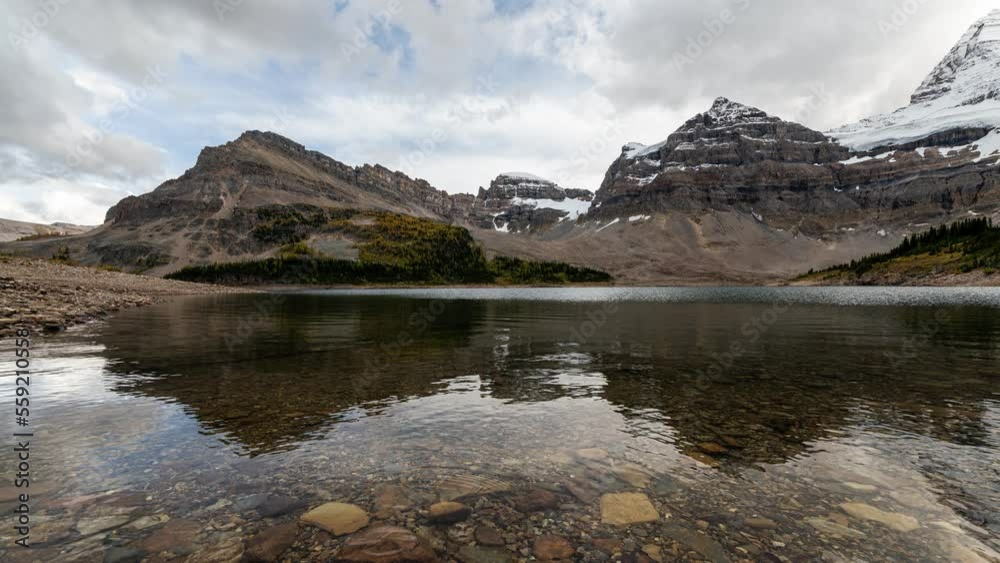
[2,287,998,562]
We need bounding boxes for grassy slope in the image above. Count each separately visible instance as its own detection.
[167,209,612,286]
[798,218,999,285]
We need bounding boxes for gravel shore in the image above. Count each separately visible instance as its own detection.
[0,256,253,337]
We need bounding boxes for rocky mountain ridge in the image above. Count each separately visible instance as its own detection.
[830,9,1000,152]
[0,218,92,243]
[466,173,593,233]
[4,10,1000,283]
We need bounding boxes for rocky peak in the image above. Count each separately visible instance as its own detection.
[482,173,570,201]
[466,173,593,233]
[619,98,845,168]
[689,97,772,128]
[830,9,1000,151]
[911,9,1000,105]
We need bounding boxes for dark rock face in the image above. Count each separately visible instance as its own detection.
[466,173,593,233]
[106,131,457,226]
[591,98,1000,236]
[72,131,485,274]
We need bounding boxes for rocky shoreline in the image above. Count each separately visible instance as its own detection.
[793,270,1000,287]
[0,256,253,338]
[4,444,992,563]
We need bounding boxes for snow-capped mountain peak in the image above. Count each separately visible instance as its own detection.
[830,9,1000,152]
[912,8,1000,105]
[699,97,770,126]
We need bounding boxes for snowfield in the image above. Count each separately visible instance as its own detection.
[829,9,1000,151]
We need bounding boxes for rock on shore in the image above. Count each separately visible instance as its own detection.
[0,256,251,337]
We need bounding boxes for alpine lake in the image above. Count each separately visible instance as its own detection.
[3,287,999,562]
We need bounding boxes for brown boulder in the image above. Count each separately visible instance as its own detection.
[427,501,472,524]
[533,535,574,560]
[242,522,297,562]
[336,526,438,563]
[512,489,559,512]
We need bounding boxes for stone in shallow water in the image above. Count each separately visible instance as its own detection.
[843,482,878,494]
[125,514,170,531]
[427,501,472,524]
[474,526,505,547]
[103,546,145,563]
[187,535,244,562]
[593,538,622,554]
[564,480,600,504]
[512,489,559,512]
[599,493,659,526]
[660,524,731,563]
[374,484,413,518]
[300,502,369,536]
[243,522,298,562]
[840,502,920,532]
[137,519,202,554]
[337,526,438,563]
[686,452,721,467]
[575,448,609,461]
[613,464,653,488]
[743,517,778,530]
[457,545,513,563]
[257,495,307,518]
[75,512,133,536]
[437,475,511,501]
[697,442,728,455]
[642,544,664,562]
[803,517,866,539]
[533,535,574,560]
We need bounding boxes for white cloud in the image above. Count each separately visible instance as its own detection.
[1,0,998,224]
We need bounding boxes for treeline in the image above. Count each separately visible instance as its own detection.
[488,256,612,284]
[166,255,611,285]
[818,218,999,276]
[167,208,612,285]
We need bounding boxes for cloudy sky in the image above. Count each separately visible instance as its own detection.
[2,0,996,225]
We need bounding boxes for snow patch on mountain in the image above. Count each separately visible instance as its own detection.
[511,197,592,221]
[920,128,1000,163]
[830,9,1000,151]
[499,172,550,183]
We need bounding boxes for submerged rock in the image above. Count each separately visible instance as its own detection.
[600,493,660,526]
[660,524,731,563]
[457,545,513,563]
[242,522,298,562]
[512,489,559,512]
[427,501,472,524]
[804,517,866,538]
[336,526,438,563]
[374,484,413,518]
[474,526,505,547]
[642,544,664,562]
[533,535,574,560]
[437,475,511,501]
[840,502,920,532]
[575,448,609,461]
[300,502,369,536]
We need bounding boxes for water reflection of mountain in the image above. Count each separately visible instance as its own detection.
[98,295,1000,463]
[99,295,493,455]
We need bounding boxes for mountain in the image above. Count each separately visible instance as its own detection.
[4,10,1000,284]
[799,218,999,286]
[830,9,1000,152]
[1,132,607,282]
[467,173,593,233]
[7,131,470,275]
[473,91,1000,282]
[0,218,93,243]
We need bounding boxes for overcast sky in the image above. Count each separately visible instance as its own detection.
[2,0,996,225]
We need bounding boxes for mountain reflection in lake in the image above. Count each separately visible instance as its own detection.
[3,288,999,562]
